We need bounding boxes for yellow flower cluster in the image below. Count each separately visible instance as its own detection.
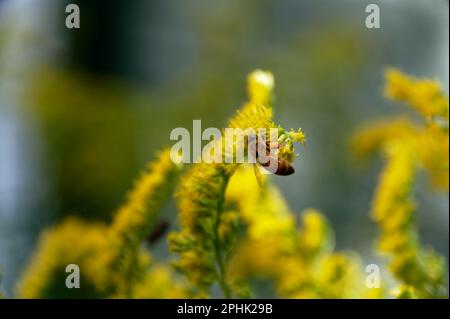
[168,70,305,297]
[246,70,274,106]
[112,149,181,246]
[226,167,370,298]
[418,122,449,190]
[18,149,184,298]
[110,149,182,294]
[385,69,449,190]
[297,209,331,256]
[372,140,416,233]
[352,69,448,298]
[18,68,446,299]
[385,69,449,120]
[17,218,120,298]
[132,264,189,298]
[350,117,418,161]
[168,162,232,290]
[225,165,294,241]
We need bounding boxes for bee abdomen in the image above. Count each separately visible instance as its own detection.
[275,161,295,176]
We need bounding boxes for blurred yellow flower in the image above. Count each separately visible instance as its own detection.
[18,149,181,298]
[247,69,274,106]
[17,218,112,298]
[352,68,448,298]
[385,68,449,120]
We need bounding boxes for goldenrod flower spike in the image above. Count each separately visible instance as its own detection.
[385,68,449,120]
[352,68,448,298]
[112,149,181,248]
[169,70,306,297]
[231,206,364,298]
[247,69,274,106]
[383,69,449,191]
[289,128,306,145]
[225,165,365,298]
[18,149,182,298]
[132,264,188,298]
[17,217,112,298]
[109,149,182,295]
[417,122,449,191]
[349,118,419,161]
[372,140,416,225]
[297,208,331,256]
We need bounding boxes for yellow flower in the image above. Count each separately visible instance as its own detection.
[17,218,113,298]
[169,70,305,297]
[377,230,410,254]
[112,149,181,247]
[298,208,330,256]
[229,238,283,281]
[132,264,189,298]
[177,162,231,232]
[352,68,448,298]
[371,139,416,224]
[384,68,449,120]
[391,285,419,299]
[18,149,181,298]
[289,128,306,145]
[315,253,362,299]
[274,256,309,296]
[247,69,274,106]
[226,175,363,299]
[350,117,418,161]
[417,123,449,190]
[228,102,275,132]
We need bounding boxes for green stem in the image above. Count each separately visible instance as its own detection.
[213,172,231,298]
[214,235,231,298]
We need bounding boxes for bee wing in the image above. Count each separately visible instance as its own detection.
[253,163,266,188]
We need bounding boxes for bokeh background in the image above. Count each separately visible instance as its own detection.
[0,0,448,296]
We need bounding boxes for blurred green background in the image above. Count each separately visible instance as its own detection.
[0,0,448,296]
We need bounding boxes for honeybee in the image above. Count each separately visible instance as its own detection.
[259,153,295,176]
[248,136,295,186]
